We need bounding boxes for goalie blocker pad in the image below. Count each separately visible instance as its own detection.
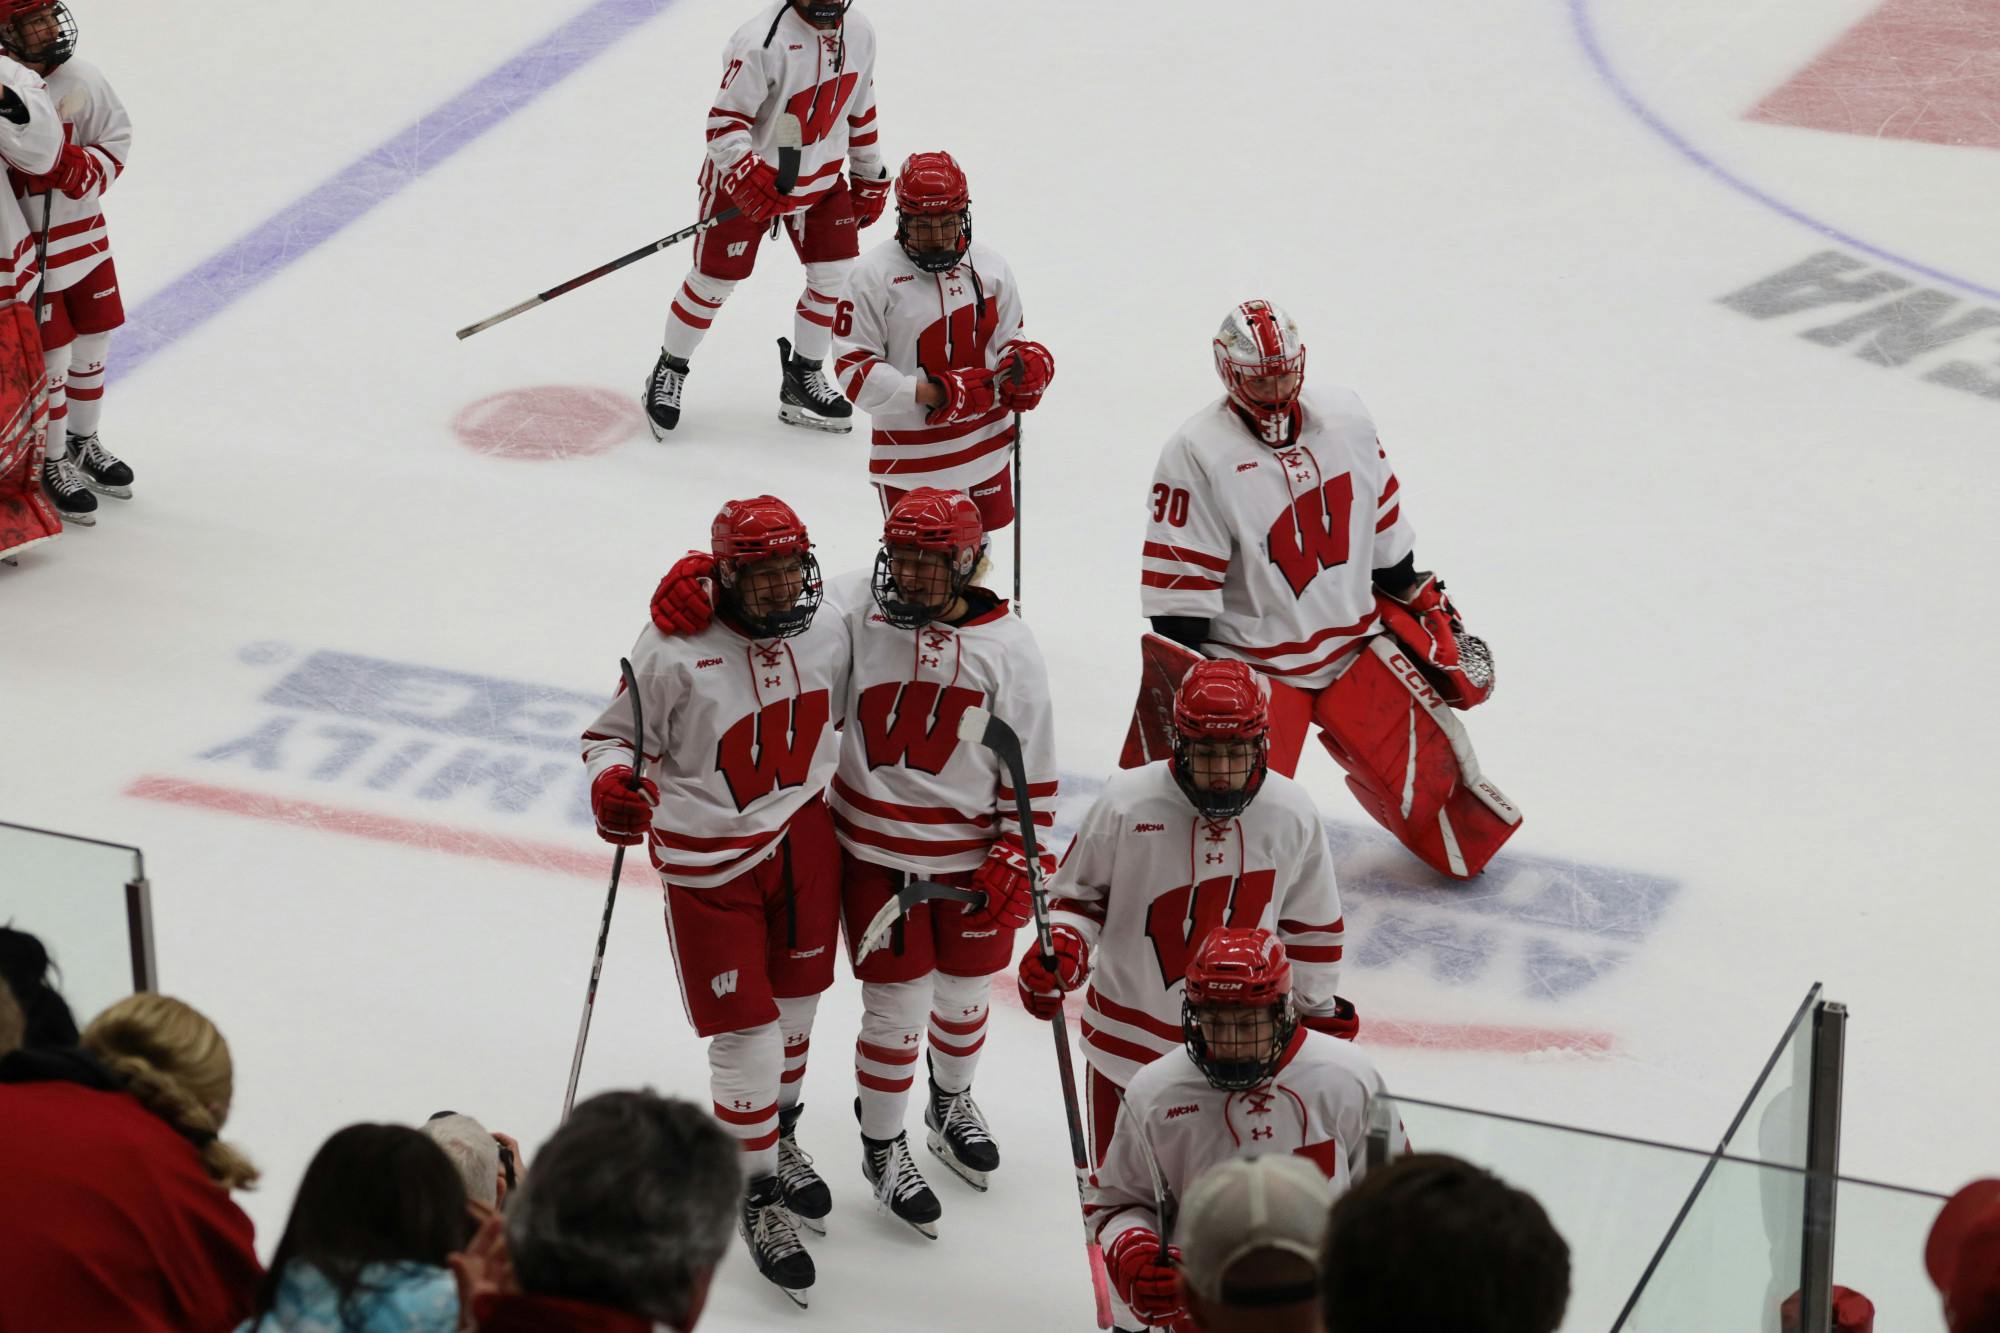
[0,298,56,560]
[1313,637,1522,879]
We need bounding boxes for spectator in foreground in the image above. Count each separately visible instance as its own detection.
[0,974,23,1055]
[240,1124,466,1332]
[455,1090,740,1332]
[1319,1152,1569,1333]
[0,924,79,1046]
[1177,1155,1331,1333]
[422,1110,521,1209]
[0,991,262,1331]
[1928,1178,2000,1333]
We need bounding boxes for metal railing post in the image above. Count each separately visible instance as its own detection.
[1798,1000,1847,1333]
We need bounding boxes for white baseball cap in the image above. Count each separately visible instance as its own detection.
[1178,1154,1333,1304]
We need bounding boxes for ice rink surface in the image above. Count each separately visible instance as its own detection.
[6,0,1997,1326]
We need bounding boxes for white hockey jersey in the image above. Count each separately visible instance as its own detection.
[18,57,127,295]
[701,2,884,210]
[1048,763,1345,1086]
[1086,1029,1401,1251]
[1139,388,1417,689]
[0,55,61,304]
[580,609,850,890]
[833,238,1030,492]
[826,569,1057,875]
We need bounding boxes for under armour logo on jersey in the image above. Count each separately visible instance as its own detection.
[920,654,941,668]
[1251,1126,1275,1141]
[948,284,965,297]
[732,1097,754,1110]
[711,970,740,998]
[765,674,782,687]
[1206,852,1225,864]
[902,1032,921,1045]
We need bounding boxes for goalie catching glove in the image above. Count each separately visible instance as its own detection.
[1015,924,1088,1019]
[589,766,659,845]
[1375,574,1494,709]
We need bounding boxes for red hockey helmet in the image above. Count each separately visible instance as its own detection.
[1170,659,1271,820]
[873,487,986,629]
[1212,300,1306,445]
[894,151,972,274]
[709,495,822,639]
[1182,928,1297,1091]
[0,0,74,69]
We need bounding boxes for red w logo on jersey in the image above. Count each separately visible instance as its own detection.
[783,72,861,146]
[1144,868,1278,989]
[1267,474,1355,597]
[715,690,832,811]
[856,681,984,775]
[916,299,1000,374]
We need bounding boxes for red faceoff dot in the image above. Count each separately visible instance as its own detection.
[453,385,641,460]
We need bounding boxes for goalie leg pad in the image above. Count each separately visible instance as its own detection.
[1311,639,1522,879]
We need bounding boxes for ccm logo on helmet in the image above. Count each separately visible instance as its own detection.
[1203,980,1246,992]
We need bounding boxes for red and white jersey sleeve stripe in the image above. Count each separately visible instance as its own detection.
[0,56,59,304]
[843,75,884,181]
[698,4,880,210]
[837,239,1030,493]
[1141,388,1415,690]
[28,59,129,296]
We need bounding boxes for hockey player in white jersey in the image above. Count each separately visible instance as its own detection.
[580,495,850,1307]
[828,486,1056,1234]
[1087,927,1399,1332]
[645,0,891,438]
[1133,299,1517,879]
[1018,658,1354,1170]
[831,151,1055,532]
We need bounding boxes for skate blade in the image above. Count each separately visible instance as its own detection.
[777,405,853,434]
[56,509,96,527]
[793,1211,827,1236]
[926,1130,991,1192]
[80,480,131,499]
[778,1285,809,1309]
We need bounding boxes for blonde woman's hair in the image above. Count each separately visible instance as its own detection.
[82,993,259,1190]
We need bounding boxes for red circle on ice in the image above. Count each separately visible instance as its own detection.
[453,386,640,461]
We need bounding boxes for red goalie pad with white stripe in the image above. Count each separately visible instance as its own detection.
[1312,637,1522,879]
[0,298,56,559]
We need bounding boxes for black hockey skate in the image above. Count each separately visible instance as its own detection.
[777,1103,831,1235]
[925,1068,1000,1191]
[40,452,96,526]
[855,1097,941,1239]
[68,433,132,499]
[741,1173,814,1308]
[642,350,690,438]
[776,336,853,434]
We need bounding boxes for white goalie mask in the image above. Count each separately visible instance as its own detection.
[1212,299,1306,445]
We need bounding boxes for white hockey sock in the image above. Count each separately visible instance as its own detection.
[855,977,928,1140]
[41,342,69,457]
[789,260,851,362]
[64,330,109,439]
[776,992,819,1112]
[708,1020,783,1178]
[927,971,992,1096]
[662,272,735,362]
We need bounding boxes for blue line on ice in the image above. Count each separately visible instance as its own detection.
[109,0,676,384]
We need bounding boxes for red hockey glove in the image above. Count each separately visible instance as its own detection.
[850,170,891,228]
[1015,925,1088,1020]
[927,366,998,425]
[650,551,717,636]
[968,840,1047,929]
[1106,1230,1187,1326]
[996,340,1055,411]
[720,152,787,224]
[1375,574,1495,709]
[590,766,658,845]
[19,144,104,201]
[1300,996,1360,1041]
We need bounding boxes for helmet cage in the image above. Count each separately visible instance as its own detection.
[0,0,74,68]
[719,548,824,640]
[1170,731,1269,820]
[871,542,977,629]
[1212,300,1306,443]
[897,207,972,274]
[1181,993,1296,1092]
[894,151,972,274]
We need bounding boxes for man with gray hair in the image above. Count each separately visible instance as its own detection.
[457,1089,741,1331]
[1176,1155,1331,1333]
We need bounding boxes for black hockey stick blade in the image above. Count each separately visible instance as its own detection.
[853,879,983,961]
[774,112,803,194]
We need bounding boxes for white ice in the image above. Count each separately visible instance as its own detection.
[5,0,1995,1327]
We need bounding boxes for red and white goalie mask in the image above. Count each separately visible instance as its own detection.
[710,494,823,640]
[872,486,985,628]
[894,151,972,274]
[1212,299,1306,445]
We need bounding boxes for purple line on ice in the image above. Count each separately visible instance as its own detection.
[109,0,675,383]
[1570,0,2000,304]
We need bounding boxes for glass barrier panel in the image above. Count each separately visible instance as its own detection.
[1825,1177,1950,1333]
[1383,1096,1713,1331]
[0,822,145,1028]
[1727,985,1820,1171]
[1619,1153,1814,1332]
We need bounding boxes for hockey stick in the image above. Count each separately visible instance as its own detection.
[853,878,983,962]
[562,657,645,1122]
[456,116,802,340]
[956,705,1115,1329]
[1011,410,1023,616]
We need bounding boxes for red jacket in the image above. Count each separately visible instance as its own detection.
[473,1290,663,1331]
[0,1048,263,1333]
